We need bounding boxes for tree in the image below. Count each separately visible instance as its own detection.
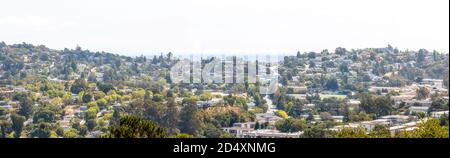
[306,113,315,122]
[82,93,94,103]
[400,119,448,138]
[289,101,303,118]
[339,64,349,73]
[63,128,79,138]
[0,108,10,138]
[152,93,164,102]
[88,71,97,82]
[30,122,52,138]
[275,118,307,132]
[360,94,392,117]
[172,133,193,138]
[98,83,115,94]
[203,123,223,138]
[11,114,25,138]
[335,47,347,55]
[416,87,430,100]
[162,98,179,135]
[430,98,449,112]
[33,109,55,123]
[444,73,449,89]
[325,78,339,91]
[110,109,121,127]
[86,119,97,131]
[105,115,165,138]
[70,78,88,94]
[18,95,33,118]
[275,110,289,119]
[62,93,72,105]
[307,52,316,59]
[309,61,316,68]
[417,49,427,65]
[301,124,330,138]
[369,125,391,138]
[179,102,202,136]
[333,126,369,138]
[255,121,261,130]
[96,98,107,109]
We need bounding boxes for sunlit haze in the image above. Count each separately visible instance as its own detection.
[0,0,448,56]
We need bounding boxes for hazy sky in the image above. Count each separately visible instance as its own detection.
[0,0,448,56]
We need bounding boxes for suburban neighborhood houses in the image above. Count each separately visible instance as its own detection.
[0,42,448,138]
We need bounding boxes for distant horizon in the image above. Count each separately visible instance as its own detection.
[1,40,448,58]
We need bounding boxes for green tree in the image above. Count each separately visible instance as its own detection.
[179,102,202,136]
[30,122,52,138]
[162,98,179,135]
[18,95,33,118]
[98,83,115,94]
[369,125,391,138]
[275,110,289,119]
[400,119,448,138]
[110,108,121,127]
[325,78,339,91]
[33,109,55,123]
[63,128,79,138]
[333,126,369,138]
[82,93,94,103]
[275,118,307,132]
[11,114,25,138]
[171,133,193,138]
[301,124,330,138]
[86,119,97,131]
[70,78,88,94]
[0,108,11,138]
[105,115,165,138]
[360,94,392,117]
[417,49,426,65]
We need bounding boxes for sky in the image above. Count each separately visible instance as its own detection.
[0,0,448,56]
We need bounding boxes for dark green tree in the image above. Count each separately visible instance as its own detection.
[106,115,165,138]
[179,101,202,136]
[11,114,25,138]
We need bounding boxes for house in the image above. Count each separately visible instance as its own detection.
[404,100,432,107]
[421,79,444,88]
[49,77,64,83]
[233,122,256,129]
[196,101,213,108]
[255,113,283,125]
[302,104,315,111]
[343,119,391,132]
[222,122,256,136]
[379,115,412,125]
[331,116,344,123]
[0,105,13,110]
[239,129,302,138]
[369,86,401,94]
[409,106,429,114]
[286,94,307,101]
[246,102,256,110]
[389,121,420,136]
[430,111,449,118]
[347,99,361,106]
[287,86,308,94]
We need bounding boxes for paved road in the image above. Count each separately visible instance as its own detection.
[264,95,277,114]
